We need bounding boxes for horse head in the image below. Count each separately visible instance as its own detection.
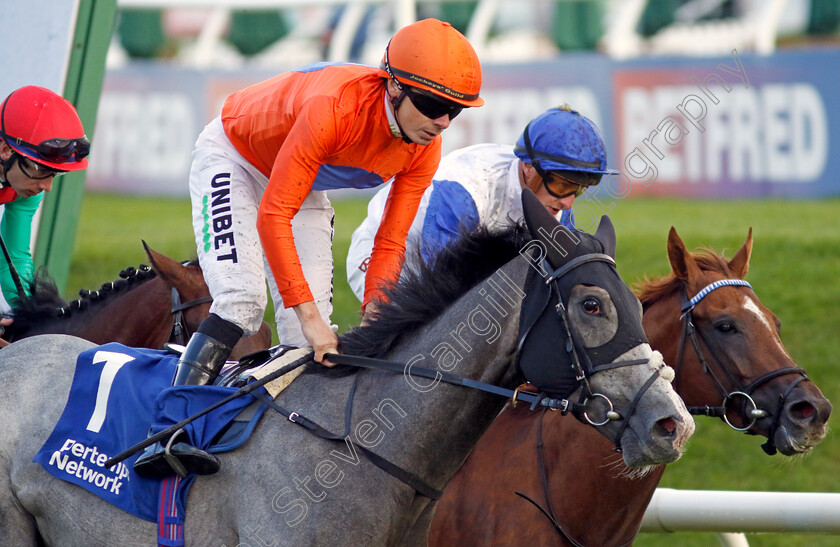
[516,189,694,467]
[642,227,831,455]
[143,242,272,360]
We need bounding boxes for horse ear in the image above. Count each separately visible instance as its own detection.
[142,241,188,287]
[666,227,702,282]
[521,187,576,269]
[593,215,616,258]
[728,227,753,279]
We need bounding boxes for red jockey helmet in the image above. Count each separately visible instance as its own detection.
[0,86,89,171]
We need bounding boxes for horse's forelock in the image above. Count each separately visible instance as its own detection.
[339,225,528,359]
[638,248,736,308]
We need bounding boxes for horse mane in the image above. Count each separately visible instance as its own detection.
[6,261,194,336]
[637,249,735,309]
[338,224,530,362]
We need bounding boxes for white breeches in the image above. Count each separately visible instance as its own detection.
[188,117,335,346]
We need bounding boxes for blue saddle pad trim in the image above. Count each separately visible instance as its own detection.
[33,342,269,523]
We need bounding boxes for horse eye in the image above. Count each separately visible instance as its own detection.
[582,298,601,314]
[715,321,736,334]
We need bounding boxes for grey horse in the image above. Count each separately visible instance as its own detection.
[0,192,693,545]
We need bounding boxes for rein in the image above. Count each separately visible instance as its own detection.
[169,287,212,346]
[514,409,636,547]
[325,353,612,415]
[312,350,648,500]
[0,231,27,303]
[515,409,586,547]
[249,371,444,500]
[675,279,808,455]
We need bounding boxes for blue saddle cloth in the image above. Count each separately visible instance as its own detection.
[33,342,268,525]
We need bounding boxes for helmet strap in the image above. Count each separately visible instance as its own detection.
[387,81,414,144]
[0,148,16,187]
[519,160,541,194]
[522,121,551,183]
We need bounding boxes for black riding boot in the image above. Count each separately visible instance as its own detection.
[134,314,242,478]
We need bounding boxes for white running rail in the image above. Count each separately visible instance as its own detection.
[641,488,840,544]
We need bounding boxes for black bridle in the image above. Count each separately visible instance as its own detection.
[169,286,212,346]
[509,254,666,545]
[315,252,664,498]
[519,253,666,452]
[674,279,808,455]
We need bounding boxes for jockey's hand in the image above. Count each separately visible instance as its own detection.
[294,301,338,367]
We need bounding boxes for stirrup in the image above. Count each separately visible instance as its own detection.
[163,429,189,478]
[133,429,221,478]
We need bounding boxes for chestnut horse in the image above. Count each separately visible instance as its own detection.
[429,227,831,546]
[2,243,271,360]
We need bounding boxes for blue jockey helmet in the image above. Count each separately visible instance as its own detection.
[513,106,618,177]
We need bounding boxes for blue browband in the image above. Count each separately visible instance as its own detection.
[683,279,753,313]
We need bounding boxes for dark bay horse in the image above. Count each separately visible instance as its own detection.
[429,226,831,546]
[2,243,270,360]
[0,195,694,545]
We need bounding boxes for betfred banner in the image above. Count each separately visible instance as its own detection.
[614,49,834,198]
[87,49,839,198]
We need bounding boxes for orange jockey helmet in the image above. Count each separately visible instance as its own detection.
[379,18,483,109]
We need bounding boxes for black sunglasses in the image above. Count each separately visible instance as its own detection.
[404,87,464,121]
[16,154,65,180]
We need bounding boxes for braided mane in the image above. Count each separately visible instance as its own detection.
[6,263,169,337]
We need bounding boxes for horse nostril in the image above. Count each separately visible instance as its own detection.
[788,400,816,422]
[656,417,677,436]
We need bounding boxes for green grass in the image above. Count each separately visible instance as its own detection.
[67,193,840,545]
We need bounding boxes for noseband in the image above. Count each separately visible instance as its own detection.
[675,279,808,454]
